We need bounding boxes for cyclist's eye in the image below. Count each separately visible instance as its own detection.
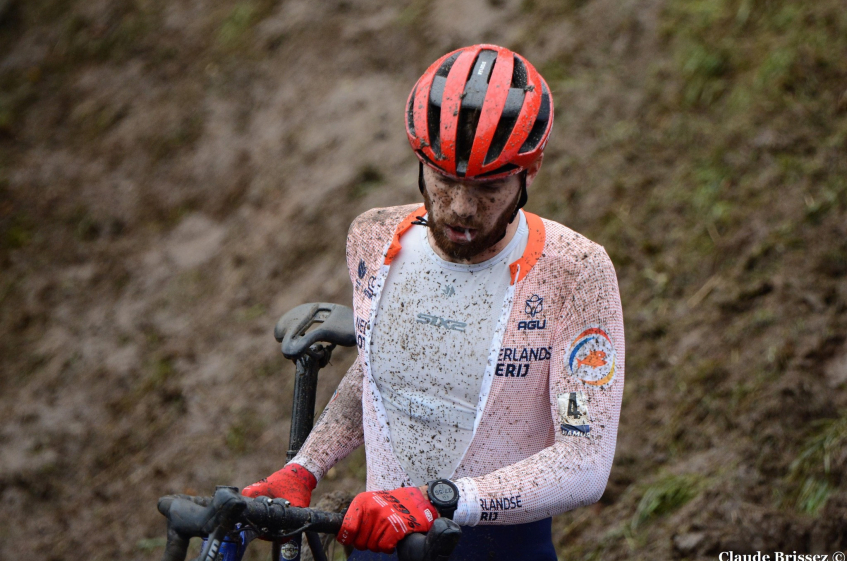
[481,182,505,193]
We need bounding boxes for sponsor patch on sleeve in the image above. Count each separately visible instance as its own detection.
[566,326,617,387]
[558,392,590,436]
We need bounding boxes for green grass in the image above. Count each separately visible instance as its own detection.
[680,42,732,107]
[217,3,258,49]
[238,303,267,322]
[790,414,847,480]
[794,478,832,515]
[784,413,847,514]
[136,537,168,553]
[139,357,175,395]
[397,0,428,27]
[631,473,702,530]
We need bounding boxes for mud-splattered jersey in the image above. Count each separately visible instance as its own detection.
[291,204,625,526]
[370,213,528,486]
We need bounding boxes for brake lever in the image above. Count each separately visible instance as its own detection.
[160,525,190,561]
[192,487,247,561]
[158,491,254,561]
[158,496,208,561]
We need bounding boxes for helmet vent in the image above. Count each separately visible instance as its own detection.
[455,104,481,176]
[407,85,417,138]
[519,81,551,154]
[425,52,462,160]
[437,52,461,77]
[483,112,518,166]
[427,97,442,159]
[511,56,528,89]
[429,52,461,108]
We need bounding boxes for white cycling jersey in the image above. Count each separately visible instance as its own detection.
[291,204,625,526]
[370,213,528,485]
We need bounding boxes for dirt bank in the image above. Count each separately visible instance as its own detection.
[1,0,845,559]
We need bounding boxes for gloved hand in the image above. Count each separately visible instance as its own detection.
[241,463,317,507]
[337,487,438,553]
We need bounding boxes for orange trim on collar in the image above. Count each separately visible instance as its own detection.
[385,206,427,265]
[509,212,546,285]
[386,208,546,280]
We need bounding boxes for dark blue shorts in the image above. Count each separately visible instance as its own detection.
[347,517,556,561]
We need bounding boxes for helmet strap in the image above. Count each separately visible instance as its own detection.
[491,171,528,245]
[509,171,528,224]
[418,161,425,194]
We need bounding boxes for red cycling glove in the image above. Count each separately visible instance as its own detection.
[241,463,317,507]
[337,487,438,554]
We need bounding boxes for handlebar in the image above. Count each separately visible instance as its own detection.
[158,486,461,561]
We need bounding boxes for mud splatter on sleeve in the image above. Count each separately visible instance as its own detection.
[453,247,625,525]
[288,351,366,481]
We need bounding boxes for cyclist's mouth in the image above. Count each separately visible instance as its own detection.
[445,224,478,243]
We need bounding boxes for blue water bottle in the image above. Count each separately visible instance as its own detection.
[200,528,249,561]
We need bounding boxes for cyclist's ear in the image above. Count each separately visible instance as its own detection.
[525,153,544,189]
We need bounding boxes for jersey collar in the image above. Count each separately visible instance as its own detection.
[385,205,545,285]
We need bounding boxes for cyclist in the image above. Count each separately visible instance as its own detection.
[244,44,625,560]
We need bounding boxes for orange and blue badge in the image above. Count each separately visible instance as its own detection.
[567,327,616,387]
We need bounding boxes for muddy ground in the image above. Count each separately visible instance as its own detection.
[1,0,846,559]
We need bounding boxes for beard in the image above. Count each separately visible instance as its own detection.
[422,185,520,262]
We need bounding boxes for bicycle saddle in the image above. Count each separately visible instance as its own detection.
[274,302,356,359]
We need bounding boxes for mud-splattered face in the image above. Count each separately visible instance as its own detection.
[421,166,522,264]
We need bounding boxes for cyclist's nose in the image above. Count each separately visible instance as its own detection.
[450,186,477,220]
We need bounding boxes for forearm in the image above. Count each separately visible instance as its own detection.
[452,437,614,525]
[289,359,365,480]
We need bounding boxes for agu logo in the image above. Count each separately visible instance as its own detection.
[518,295,546,330]
[567,327,617,387]
[525,295,543,317]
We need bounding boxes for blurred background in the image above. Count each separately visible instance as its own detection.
[1,0,846,559]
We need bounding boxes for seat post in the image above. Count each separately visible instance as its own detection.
[286,343,332,461]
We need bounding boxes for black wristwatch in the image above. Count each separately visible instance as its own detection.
[426,479,460,520]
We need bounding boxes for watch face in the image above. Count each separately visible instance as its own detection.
[431,481,457,503]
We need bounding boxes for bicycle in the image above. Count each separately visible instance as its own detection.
[156,303,462,561]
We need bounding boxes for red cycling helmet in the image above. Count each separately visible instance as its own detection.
[406,44,553,181]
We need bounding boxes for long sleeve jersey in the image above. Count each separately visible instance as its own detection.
[291,204,625,526]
